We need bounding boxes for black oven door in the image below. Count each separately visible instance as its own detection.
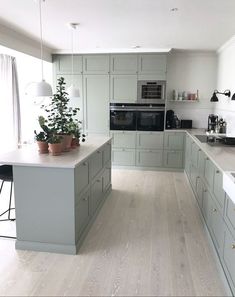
[110,110,136,131]
[136,110,164,131]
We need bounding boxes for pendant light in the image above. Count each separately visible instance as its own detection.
[26,0,52,97]
[67,23,80,98]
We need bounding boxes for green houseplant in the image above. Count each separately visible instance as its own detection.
[47,135,63,156]
[34,130,49,154]
[41,77,80,152]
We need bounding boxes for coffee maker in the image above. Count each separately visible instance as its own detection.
[207,114,218,132]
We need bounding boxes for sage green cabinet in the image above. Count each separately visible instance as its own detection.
[103,162,111,192]
[111,131,136,148]
[110,74,137,102]
[225,196,235,234]
[112,148,135,166]
[75,189,90,239]
[185,135,192,175]
[90,149,103,179]
[137,132,164,149]
[138,54,167,77]
[191,142,200,169]
[136,149,163,167]
[110,54,138,74]
[164,132,185,150]
[204,157,214,190]
[213,168,226,212]
[190,164,198,190]
[83,75,109,134]
[163,151,183,168]
[103,142,112,165]
[223,229,235,291]
[198,149,206,178]
[202,189,213,232]
[75,160,89,196]
[91,174,103,214]
[211,203,224,255]
[83,55,110,74]
[196,176,205,209]
[53,54,83,74]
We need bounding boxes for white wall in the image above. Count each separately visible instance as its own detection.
[214,37,235,135]
[166,50,217,128]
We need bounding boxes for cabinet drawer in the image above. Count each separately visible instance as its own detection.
[83,55,109,74]
[103,163,111,192]
[190,164,198,190]
[191,142,200,168]
[91,175,103,214]
[90,150,103,179]
[213,168,226,212]
[75,189,90,239]
[111,131,136,148]
[164,132,185,150]
[103,142,111,165]
[112,149,135,166]
[163,150,183,168]
[136,150,163,167]
[137,132,163,149]
[225,197,235,233]
[75,160,89,195]
[202,189,213,232]
[198,149,206,178]
[204,157,214,190]
[211,203,224,255]
[223,229,235,289]
[196,176,204,209]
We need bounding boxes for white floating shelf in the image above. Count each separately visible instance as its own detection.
[168,99,199,102]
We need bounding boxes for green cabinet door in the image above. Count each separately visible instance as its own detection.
[198,149,206,178]
[138,54,167,76]
[225,197,235,233]
[90,150,103,179]
[83,75,109,134]
[112,149,136,166]
[111,131,136,148]
[83,55,110,74]
[191,142,200,168]
[190,164,198,191]
[110,54,138,74]
[196,176,205,209]
[75,189,90,240]
[91,175,103,214]
[213,168,226,212]
[204,157,214,190]
[137,132,164,149]
[163,151,183,168]
[102,162,111,192]
[223,229,235,291]
[202,188,213,232]
[136,150,163,167]
[211,203,224,255]
[110,74,137,103]
[103,142,111,165]
[53,54,83,74]
[164,132,185,150]
[75,160,89,197]
[185,135,192,175]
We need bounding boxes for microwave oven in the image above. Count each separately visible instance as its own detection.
[137,80,166,104]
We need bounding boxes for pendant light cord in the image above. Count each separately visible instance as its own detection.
[71,27,74,85]
[39,0,44,81]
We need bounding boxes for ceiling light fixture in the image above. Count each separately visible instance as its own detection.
[26,0,52,97]
[210,89,231,102]
[67,23,80,98]
[170,7,179,12]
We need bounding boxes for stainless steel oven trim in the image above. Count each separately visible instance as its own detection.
[137,80,166,103]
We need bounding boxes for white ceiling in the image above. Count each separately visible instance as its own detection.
[0,0,235,53]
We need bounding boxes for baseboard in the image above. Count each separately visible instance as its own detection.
[112,165,184,172]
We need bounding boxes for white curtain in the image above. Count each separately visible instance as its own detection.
[0,54,21,153]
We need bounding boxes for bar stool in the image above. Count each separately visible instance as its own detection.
[0,165,16,239]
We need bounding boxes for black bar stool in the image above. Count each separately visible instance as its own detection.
[0,165,16,239]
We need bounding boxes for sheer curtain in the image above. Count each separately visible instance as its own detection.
[0,54,21,154]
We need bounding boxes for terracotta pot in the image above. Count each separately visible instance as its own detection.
[37,141,49,154]
[48,143,62,156]
[71,138,80,148]
[57,134,73,152]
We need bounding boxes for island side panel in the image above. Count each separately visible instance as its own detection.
[13,165,76,254]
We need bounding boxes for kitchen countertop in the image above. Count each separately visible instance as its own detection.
[0,136,111,169]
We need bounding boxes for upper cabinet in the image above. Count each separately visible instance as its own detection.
[110,54,138,74]
[53,55,83,74]
[138,54,167,78]
[110,74,137,103]
[83,55,110,74]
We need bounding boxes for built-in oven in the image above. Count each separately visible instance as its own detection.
[136,105,165,131]
[110,103,137,131]
[137,80,166,104]
[110,103,165,131]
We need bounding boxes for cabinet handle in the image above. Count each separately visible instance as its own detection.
[97,179,101,183]
[83,196,88,201]
[204,189,207,193]
[97,150,101,154]
[213,208,217,212]
[83,162,87,166]
[216,170,220,174]
[198,149,201,152]
[232,244,235,249]
[206,157,209,160]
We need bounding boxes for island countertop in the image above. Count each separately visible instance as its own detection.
[0,136,112,169]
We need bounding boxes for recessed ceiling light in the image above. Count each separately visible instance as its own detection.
[170,7,179,12]
[132,45,141,49]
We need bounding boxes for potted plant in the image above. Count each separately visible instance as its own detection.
[68,120,86,148]
[41,77,80,152]
[47,135,62,156]
[34,130,49,154]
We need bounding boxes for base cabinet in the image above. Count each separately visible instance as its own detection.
[136,150,163,167]
[112,148,136,166]
[223,229,235,292]
[75,189,90,240]
[163,151,183,168]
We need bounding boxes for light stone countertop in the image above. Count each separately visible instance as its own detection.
[0,136,111,169]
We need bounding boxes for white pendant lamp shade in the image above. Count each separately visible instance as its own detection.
[67,84,80,98]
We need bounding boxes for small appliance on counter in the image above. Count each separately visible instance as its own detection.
[181,119,193,129]
[207,114,218,133]
[165,110,181,129]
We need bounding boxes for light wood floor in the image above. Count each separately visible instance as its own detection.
[0,170,227,296]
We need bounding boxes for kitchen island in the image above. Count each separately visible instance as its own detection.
[0,136,112,254]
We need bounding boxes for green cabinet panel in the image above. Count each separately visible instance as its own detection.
[185,135,192,175]
[211,203,224,255]
[83,75,109,134]
[75,189,90,240]
[110,54,138,74]
[102,162,111,192]
[111,131,136,148]
[138,54,167,76]
[112,149,136,166]
[136,149,163,167]
[163,151,183,168]
[103,142,111,165]
[83,55,110,74]
[190,164,198,190]
[91,175,103,214]
[90,150,103,179]
[75,160,89,196]
[225,197,235,233]
[164,132,185,150]
[213,168,226,212]
[191,142,200,168]
[202,189,213,232]
[223,229,235,290]
[53,54,83,74]
[198,149,206,178]
[204,157,214,190]
[196,176,205,209]
[110,74,137,102]
[137,132,164,149]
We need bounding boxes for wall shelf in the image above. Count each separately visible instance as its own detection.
[168,99,199,103]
